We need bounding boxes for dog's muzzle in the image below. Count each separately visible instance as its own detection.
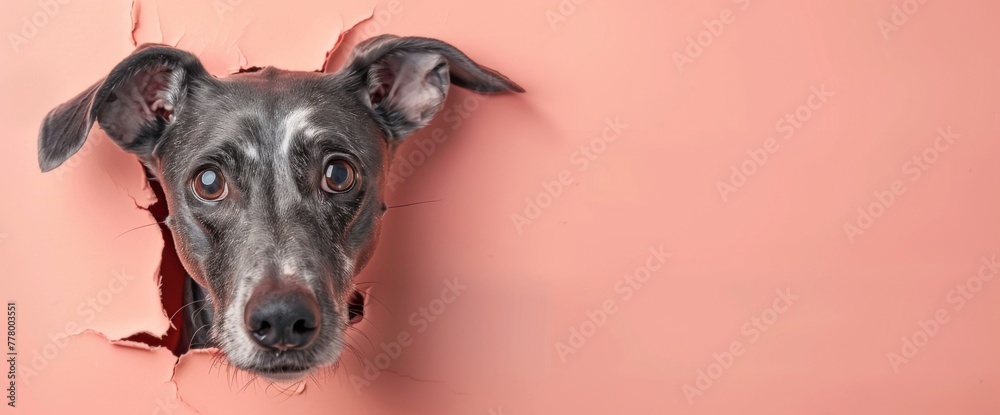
[243,280,321,351]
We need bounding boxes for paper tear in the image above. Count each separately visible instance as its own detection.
[143,177,189,353]
[322,30,348,73]
[129,0,138,46]
[130,0,163,46]
[128,0,378,75]
[164,355,205,415]
[322,12,376,73]
[22,331,192,412]
[52,331,172,368]
[111,337,160,351]
[171,348,306,401]
[166,383,205,415]
[320,5,375,72]
[232,42,249,73]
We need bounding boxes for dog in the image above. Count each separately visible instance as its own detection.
[36,35,522,382]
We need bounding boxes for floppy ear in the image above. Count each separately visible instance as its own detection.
[339,35,523,141]
[37,44,211,172]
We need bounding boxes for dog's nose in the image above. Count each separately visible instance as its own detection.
[244,285,320,351]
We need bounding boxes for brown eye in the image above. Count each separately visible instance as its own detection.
[192,167,227,201]
[322,159,357,193]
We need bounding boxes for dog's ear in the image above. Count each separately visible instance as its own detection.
[37,44,211,172]
[338,35,523,141]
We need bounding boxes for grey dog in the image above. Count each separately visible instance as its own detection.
[36,35,522,381]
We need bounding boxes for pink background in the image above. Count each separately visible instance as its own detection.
[2,0,1000,414]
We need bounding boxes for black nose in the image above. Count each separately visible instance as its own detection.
[244,285,320,351]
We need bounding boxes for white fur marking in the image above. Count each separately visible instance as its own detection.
[282,262,297,276]
[244,145,259,160]
[280,108,314,156]
[338,250,355,277]
[276,108,317,208]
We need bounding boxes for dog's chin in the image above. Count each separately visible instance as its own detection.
[257,367,311,383]
[238,360,318,382]
[232,348,341,383]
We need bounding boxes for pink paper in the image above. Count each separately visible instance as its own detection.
[2,0,999,413]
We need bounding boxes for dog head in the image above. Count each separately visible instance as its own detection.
[37,35,522,381]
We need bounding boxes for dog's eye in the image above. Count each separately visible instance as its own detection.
[322,159,357,193]
[192,167,228,201]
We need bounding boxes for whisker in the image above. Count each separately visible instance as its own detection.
[167,298,207,323]
[112,221,166,241]
[208,351,227,375]
[345,327,376,353]
[334,364,344,389]
[191,304,211,329]
[238,373,258,394]
[270,382,296,402]
[308,372,324,392]
[187,323,211,351]
[361,290,395,318]
[355,315,382,333]
[385,199,443,210]
[228,361,239,390]
[340,336,368,366]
